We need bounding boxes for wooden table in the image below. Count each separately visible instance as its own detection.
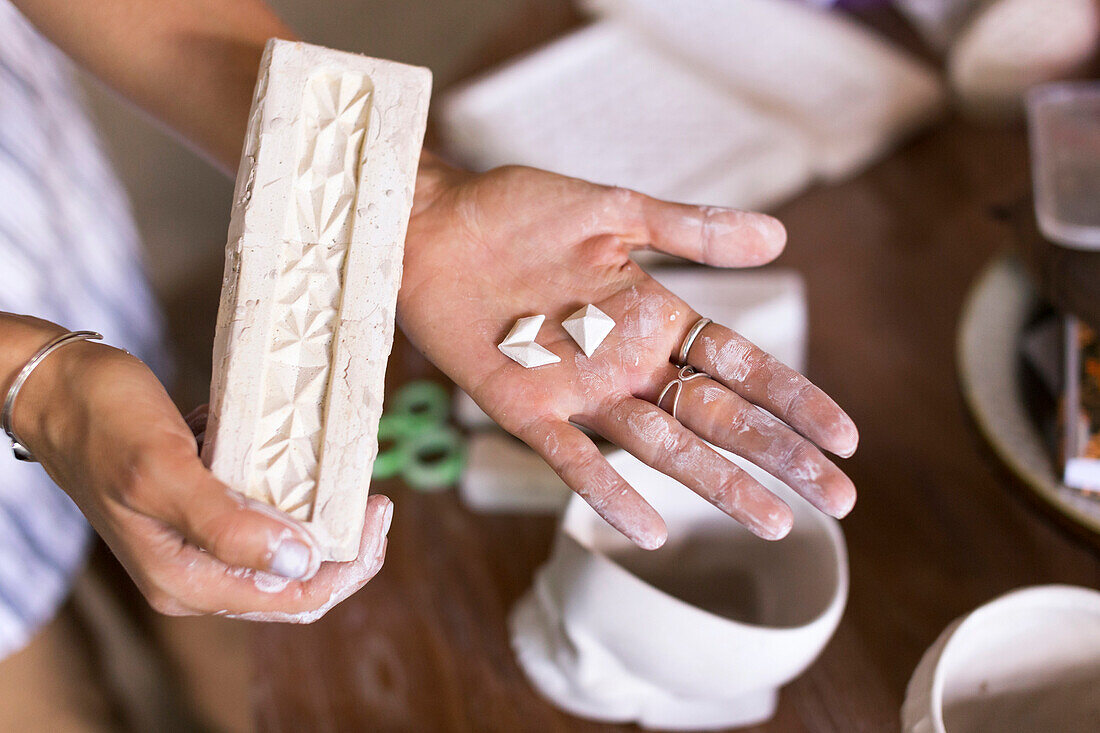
[251,7,1100,731]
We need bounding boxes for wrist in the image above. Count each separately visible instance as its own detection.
[412,149,464,217]
[0,315,67,394]
[0,316,105,458]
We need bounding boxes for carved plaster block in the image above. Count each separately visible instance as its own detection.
[562,304,615,357]
[202,40,431,561]
[499,315,560,368]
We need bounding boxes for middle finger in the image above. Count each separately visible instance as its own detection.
[584,396,793,539]
[648,364,856,518]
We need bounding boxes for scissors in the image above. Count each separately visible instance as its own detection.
[373,380,465,492]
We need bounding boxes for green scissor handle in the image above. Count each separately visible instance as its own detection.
[399,427,465,492]
[373,414,419,480]
[390,381,450,428]
[373,381,465,490]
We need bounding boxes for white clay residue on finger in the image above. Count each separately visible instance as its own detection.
[224,536,387,623]
[575,467,664,550]
[697,383,725,405]
[766,366,809,413]
[700,333,756,385]
[728,402,781,440]
[786,460,823,485]
[224,490,323,579]
[227,565,292,594]
[625,408,682,456]
[226,498,392,623]
[703,470,790,540]
[251,570,292,594]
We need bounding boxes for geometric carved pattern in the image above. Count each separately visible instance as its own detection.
[249,72,373,518]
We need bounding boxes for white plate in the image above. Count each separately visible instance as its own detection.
[956,254,1100,536]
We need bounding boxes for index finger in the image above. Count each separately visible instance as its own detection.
[686,322,859,458]
[610,188,787,267]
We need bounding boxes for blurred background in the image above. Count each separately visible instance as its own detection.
[56,1,1100,730]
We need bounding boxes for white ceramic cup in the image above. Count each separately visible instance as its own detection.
[902,585,1100,733]
[510,448,848,730]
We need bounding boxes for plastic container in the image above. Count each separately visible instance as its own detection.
[1028,82,1100,250]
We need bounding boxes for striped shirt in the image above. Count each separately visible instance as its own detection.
[0,2,165,658]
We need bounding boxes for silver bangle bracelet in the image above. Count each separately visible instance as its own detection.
[2,330,103,462]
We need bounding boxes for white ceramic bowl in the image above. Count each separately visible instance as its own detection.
[902,585,1100,733]
[510,448,848,730]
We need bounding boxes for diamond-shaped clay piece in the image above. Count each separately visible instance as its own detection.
[499,341,561,368]
[499,315,560,368]
[562,304,615,357]
[502,315,546,346]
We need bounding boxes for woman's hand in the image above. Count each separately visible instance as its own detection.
[400,157,859,549]
[1,315,390,621]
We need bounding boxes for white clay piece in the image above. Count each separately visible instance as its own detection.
[562,304,615,357]
[202,39,431,561]
[499,315,560,368]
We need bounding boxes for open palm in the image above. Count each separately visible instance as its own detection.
[400,161,858,549]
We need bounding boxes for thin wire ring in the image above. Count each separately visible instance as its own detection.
[677,317,712,365]
[656,365,708,421]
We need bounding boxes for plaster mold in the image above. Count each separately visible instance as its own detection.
[202,39,431,561]
[499,315,560,368]
[563,304,615,357]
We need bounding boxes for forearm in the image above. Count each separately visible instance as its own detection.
[13,0,297,174]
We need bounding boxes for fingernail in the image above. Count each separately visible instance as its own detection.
[759,513,793,541]
[831,491,857,519]
[833,419,859,458]
[270,539,313,580]
[381,501,394,538]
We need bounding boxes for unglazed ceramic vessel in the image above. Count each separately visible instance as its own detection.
[510,448,848,730]
[903,585,1100,733]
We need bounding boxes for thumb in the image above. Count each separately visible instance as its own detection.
[154,456,322,580]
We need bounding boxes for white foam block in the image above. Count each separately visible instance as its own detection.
[585,0,945,179]
[440,22,811,211]
[459,432,573,513]
[202,40,431,561]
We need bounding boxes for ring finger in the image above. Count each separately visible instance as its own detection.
[678,320,859,458]
[648,364,856,518]
[583,396,794,540]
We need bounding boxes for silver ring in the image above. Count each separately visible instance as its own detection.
[2,330,103,462]
[656,365,708,421]
[677,317,712,364]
